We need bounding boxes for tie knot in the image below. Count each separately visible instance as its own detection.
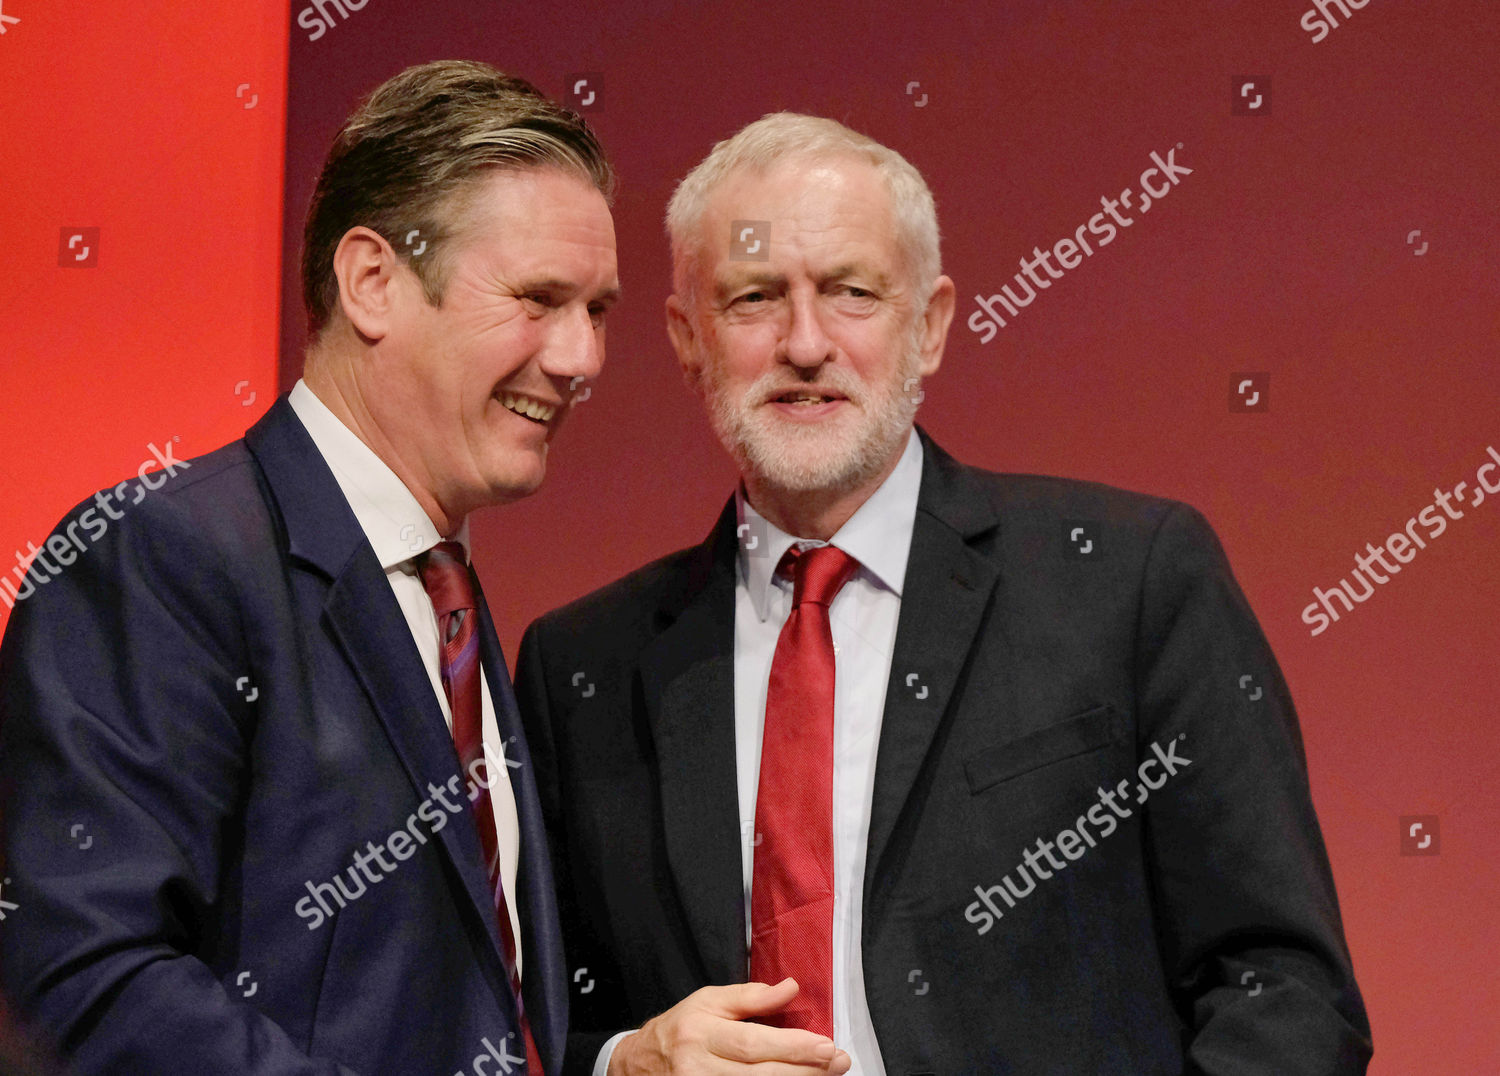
[780,544,859,608]
[416,540,475,619]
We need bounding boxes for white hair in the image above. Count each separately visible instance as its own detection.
[664,112,942,303]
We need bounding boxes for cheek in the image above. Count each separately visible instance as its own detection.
[716,329,778,379]
[458,310,537,378]
[851,327,912,382]
[708,355,762,401]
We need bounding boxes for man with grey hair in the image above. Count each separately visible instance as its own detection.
[516,112,1370,1074]
[0,60,618,1074]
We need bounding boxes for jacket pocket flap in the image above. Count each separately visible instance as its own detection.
[964,704,1124,794]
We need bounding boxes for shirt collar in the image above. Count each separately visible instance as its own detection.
[739,429,924,622]
[288,378,470,571]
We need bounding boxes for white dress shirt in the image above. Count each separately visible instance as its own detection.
[597,430,921,1076]
[288,379,524,973]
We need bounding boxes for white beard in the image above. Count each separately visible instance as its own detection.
[699,322,924,495]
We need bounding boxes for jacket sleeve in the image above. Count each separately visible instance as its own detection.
[0,490,360,1075]
[513,620,636,1076]
[1132,502,1372,1074]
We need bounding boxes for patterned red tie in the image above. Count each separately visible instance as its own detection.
[750,544,860,1038]
[418,542,543,1076]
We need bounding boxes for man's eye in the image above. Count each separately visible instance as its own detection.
[840,285,873,299]
[736,291,768,304]
[588,304,608,327]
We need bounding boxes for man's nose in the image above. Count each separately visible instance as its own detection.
[781,293,835,369]
[541,304,605,382]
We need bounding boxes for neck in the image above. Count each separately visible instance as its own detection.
[743,431,910,541]
[302,352,464,538]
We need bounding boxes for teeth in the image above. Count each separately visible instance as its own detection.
[498,392,555,423]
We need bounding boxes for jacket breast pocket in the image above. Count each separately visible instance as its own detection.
[964,703,1126,795]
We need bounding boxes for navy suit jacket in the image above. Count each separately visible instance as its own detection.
[0,397,565,1074]
[515,428,1372,1075]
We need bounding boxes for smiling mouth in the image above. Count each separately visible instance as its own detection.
[770,389,847,406]
[497,391,557,424]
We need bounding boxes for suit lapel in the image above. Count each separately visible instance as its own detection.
[638,501,748,985]
[322,573,509,958]
[865,430,1002,902]
[472,588,567,1072]
[245,398,510,983]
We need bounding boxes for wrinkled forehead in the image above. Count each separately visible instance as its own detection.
[695,155,901,273]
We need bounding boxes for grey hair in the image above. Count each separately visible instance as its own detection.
[664,112,941,303]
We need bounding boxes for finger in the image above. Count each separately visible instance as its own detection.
[699,977,801,1020]
[737,1063,843,1076]
[706,1018,836,1066]
[829,1049,853,1075]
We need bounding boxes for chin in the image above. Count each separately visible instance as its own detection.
[484,455,548,506]
[737,423,876,493]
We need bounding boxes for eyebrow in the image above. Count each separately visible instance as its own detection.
[824,263,894,290]
[713,271,783,302]
[522,277,622,305]
[713,263,893,302]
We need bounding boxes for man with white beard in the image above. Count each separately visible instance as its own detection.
[515,114,1370,1076]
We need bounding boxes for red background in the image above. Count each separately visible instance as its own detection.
[4,0,1498,1070]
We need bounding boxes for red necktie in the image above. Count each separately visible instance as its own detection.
[418,542,543,1076]
[749,544,860,1038]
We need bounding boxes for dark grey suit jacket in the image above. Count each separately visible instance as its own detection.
[515,428,1370,1075]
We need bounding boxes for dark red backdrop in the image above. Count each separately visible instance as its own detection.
[13,0,1488,1070]
[287,1,1497,1070]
